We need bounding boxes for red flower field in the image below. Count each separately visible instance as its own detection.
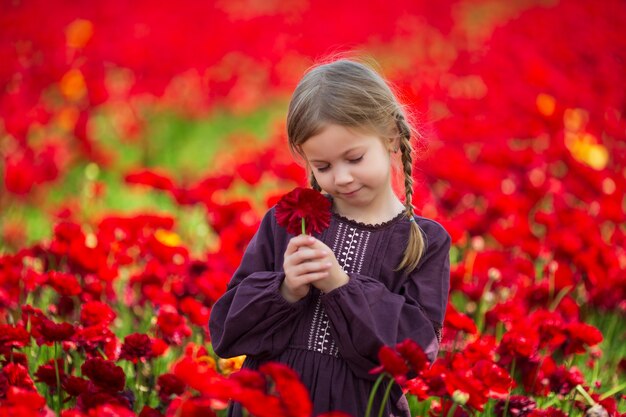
[0,0,625,416]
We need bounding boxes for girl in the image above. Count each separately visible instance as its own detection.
[209,59,451,417]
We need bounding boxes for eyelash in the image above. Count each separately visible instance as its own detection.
[316,156,363,173]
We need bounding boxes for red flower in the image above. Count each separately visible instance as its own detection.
[370,345,409,384]
[63,376,90,397]
[527,408,568,417]
[85,403,135,416]
[47,270,82,296]
[0,373,8,399]
[274,187,331,235]
[395,339,430,374]
[36,318,76,345]
[156,306,192,345]
[81,358,126,393]
[125,169,176,191]
[73,324,119,359]
[2,363,36,391]
[471,360,513,398]
[80,301,116,326]
[445,304,478,335]
[179,297,210,327]
[157,373,187,401]
[172,357,236,401]
[494,395,536,417]
[562,322,603,355]
[2,386,48,412]
[259,362,313,417]
[34,359,65,388]
[120,333,154,362]
[165,397,217,417]
[547,365,584,395]
[76,388,131,412]
[151,338,169,357]
[139,406,163,417]
[0,324,31,349]
[497,323,540,364]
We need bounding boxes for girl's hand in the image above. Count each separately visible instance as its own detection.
[281,235,332,303]
[305,238,350,293]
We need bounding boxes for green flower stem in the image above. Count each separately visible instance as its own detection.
[54,342,63,416]
[301,217,306,235]
[502,357,517,417]
[96,347,108,360]
[548,285,573,311]
[565,390,577,417]
[575,384,597,406]
[600,381,626,400]
[135,362,144,412]
[475,273,496,333]
[365,373,386,417]
[377,378,395,417]
[445,402,458,417]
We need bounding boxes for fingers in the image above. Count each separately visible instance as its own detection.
[294,270,331,285]
[285,235,317,256]
[291,257,332,275]
[288,247,328,264]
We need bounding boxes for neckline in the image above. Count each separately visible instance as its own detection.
[331,209,407,231]
[322,193,408,230]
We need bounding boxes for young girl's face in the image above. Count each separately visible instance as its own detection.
[300,123,399,219]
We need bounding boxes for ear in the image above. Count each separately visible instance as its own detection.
[387,136,400,153]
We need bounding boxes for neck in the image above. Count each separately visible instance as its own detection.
[333,189,405,225]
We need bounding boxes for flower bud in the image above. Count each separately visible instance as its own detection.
[452,390,469,405]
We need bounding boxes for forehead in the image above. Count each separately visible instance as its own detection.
[300,124,384,160]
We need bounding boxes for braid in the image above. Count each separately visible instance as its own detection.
[310,173,322,192]
[395,112,426,272]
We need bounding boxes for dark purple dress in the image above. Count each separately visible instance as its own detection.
[209,206,451,417]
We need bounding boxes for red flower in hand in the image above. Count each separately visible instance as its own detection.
[274,187,331,235]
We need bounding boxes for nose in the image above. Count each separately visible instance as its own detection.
[334,165,353,186]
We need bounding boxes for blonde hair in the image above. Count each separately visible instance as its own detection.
[286,58,425,272]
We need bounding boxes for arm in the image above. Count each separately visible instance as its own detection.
[321,223,451,379]
[208,209,309,359]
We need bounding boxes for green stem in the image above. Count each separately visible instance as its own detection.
[575,385,597,406]
[502,357,517,417]
[445,402,458,417]
[301,217,306,235]
[600,381,626,400]
[135,362,144,412]
[565,390,577,417]
[548,285,573,311]
[53,342,62,416]
[377,378,395,417]
[96,347,109,360]
[365,374,386,417]
[475,274,496,333]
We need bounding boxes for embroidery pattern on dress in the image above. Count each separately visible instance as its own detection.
[305,223,371,357]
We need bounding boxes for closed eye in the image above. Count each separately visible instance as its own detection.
[316,165,330,173]
[349,156,364,163]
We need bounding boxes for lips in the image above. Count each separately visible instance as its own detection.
[339,187,362,196]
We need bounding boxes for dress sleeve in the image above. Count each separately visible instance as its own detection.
[208,209,308,360]
[321,222,451,379]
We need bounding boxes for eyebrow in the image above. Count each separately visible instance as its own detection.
[308,147,365,163]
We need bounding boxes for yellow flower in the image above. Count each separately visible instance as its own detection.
[564,131,608,171]
[218,355,246,375]
[197,355,217,370]
[66,19,94,49]
[60,69,86,102]
[155,229,182,247]
[536,93,556,117]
